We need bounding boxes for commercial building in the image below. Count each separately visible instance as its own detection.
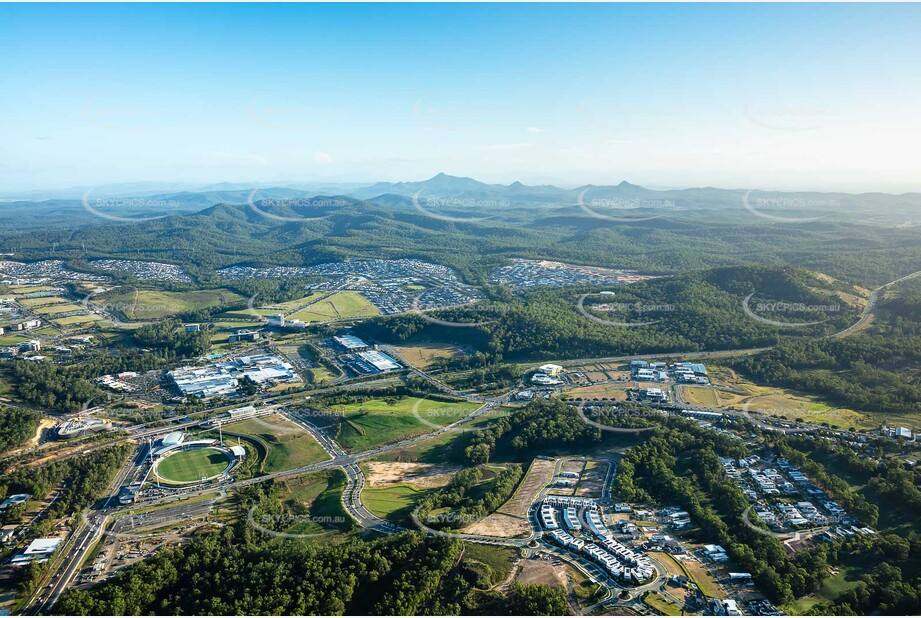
[10,537,64,565]
[333,334,371,352]
[357,350,401,372]
[538,364,563,376]
[228,330,260,343]
[267,314,285,327]
[0,524,18,544]
[19,339,40,352]
[55,416,110,439]
[0,494,30,510]
[168,354,298,398]
[639,388,669,402]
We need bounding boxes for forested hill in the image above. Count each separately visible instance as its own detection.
[53,527,570,616]
[356,265,863,362]
[4,184,921,287]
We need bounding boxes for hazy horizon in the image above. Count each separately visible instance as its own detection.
[3,3,921,194]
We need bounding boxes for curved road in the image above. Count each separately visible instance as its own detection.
[28,269,921,612]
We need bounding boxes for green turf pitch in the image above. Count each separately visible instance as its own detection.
[156,448,232,483]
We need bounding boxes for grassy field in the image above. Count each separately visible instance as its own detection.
[785,564,869,614]
[7,285,57,294]
[331,397,481,452]
[17,296,68,307]
[362,483,430,526]
[563,383,630,400]
[0,334,30,346]
[155,448,232,483]
[286,291,379,323]
[32,303,84,315]
[52,314,100,326]
[98,288,246,320]
[256,292,329,314]
[274,470,353,534]
[688,366,875,430]
[682,558,725,599]
[391,342,465,369]
[462,543,517,587]
[680,385,721,407]
[372,410,510,465]
[643,592,682,616]
[226,414,329,473]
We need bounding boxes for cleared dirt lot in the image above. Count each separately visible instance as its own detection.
[364,461,459,488]
[391,343,464,369]
[575,460,608,497]
[517,559,568,588]
[564,384,630,400]
[463,457,555,538]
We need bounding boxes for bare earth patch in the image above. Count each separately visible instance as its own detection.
[364,461,460,489]
[392,343,464,369]
[517,559,567,588]
[463,458,555,538]
[30,418,56,447]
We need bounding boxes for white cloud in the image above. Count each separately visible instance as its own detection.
[526,127,549,133]
[314,150,333,164]
[481,143,533,151]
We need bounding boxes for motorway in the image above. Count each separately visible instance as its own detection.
[28,443,140,614]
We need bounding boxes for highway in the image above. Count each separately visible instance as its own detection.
[29,443,139,614]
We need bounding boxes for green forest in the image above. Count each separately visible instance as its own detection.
[54,520,569,615]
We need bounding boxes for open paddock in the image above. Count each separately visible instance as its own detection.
[225,414,329,472]
[287,292,379,323]
[391,342,465,369]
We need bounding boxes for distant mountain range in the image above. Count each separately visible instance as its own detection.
[1,174,920,231]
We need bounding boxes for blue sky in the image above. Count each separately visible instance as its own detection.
[2,3,920,192]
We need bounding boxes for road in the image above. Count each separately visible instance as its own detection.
[29,442,140,614]
[831,269,921,338]
[25,267,921,612]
